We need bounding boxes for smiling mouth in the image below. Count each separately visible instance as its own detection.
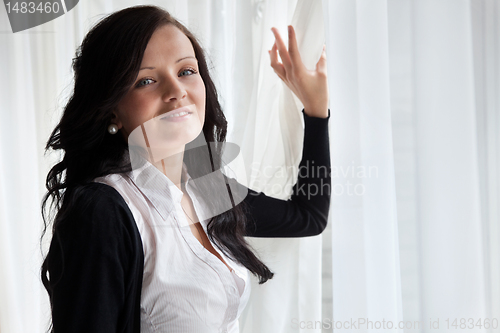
[162,111,192,119]
[160,106,194,120]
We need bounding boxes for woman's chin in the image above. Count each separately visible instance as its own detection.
[151,131,202,159]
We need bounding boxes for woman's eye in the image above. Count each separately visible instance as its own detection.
[136,78,155,87]
[180,68,197,76]
[135,69,197,88]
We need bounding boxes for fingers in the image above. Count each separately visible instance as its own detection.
[316,44,327,74]
[269,25,326,85]
[269,41,286,80]
[271,27,292,73]
[287,25,304,70]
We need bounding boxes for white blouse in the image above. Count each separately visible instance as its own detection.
[94,159,250,333]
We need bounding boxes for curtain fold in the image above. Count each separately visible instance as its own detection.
[323,1,403,331]
[0,17,43,333]
[470,0,500,323]
[412,0,487,323]
[387,0,499,331]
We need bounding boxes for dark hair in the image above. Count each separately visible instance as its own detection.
[40,5,274,328]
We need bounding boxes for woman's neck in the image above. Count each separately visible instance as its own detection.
[151,150,185,191]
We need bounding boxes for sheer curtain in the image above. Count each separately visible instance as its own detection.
[323,1,403,331]
[387,0,499,331]
[407,0,487,325]
[323,1,499,333]
[1,1,499,333]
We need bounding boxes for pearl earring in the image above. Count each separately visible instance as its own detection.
[108,124,118,134]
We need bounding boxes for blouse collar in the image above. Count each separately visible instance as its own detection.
[123,148,248,223]
[127,154,192,221]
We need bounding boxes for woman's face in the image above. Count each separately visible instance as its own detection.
[112,24,206,159]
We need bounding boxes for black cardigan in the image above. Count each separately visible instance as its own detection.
[46,109,331,332]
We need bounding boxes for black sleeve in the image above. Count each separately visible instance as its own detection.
[46,183,143,333]
[238,109,331,237]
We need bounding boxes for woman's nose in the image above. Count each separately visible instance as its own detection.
[162,77,187,102]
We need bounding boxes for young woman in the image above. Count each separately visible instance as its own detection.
[41,5,330,333]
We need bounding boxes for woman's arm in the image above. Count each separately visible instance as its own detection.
[234,25,330,237]
[46,183,143,333]
[235,108,330,237]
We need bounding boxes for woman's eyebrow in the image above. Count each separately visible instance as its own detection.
[176,56,196,63]
[139,56,197,71]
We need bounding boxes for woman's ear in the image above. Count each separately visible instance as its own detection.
[110,109,123,128]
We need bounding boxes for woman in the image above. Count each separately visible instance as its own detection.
[41,5,330,333]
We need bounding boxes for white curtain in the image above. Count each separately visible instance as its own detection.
[1,1,499,333]
[386,0,499,331]
[323,1,499,332]
[471,0,500,325]
[391,0,499,330]
[324,0,403,331]
[411,0,487,324]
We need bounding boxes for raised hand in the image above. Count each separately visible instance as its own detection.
[269,25,329,118]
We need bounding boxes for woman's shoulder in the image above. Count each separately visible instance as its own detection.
[59,181,137,236]
[73,181,128,210]
[93,173,137,206]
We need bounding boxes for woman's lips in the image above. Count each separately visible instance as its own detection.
[161,106,193,122]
